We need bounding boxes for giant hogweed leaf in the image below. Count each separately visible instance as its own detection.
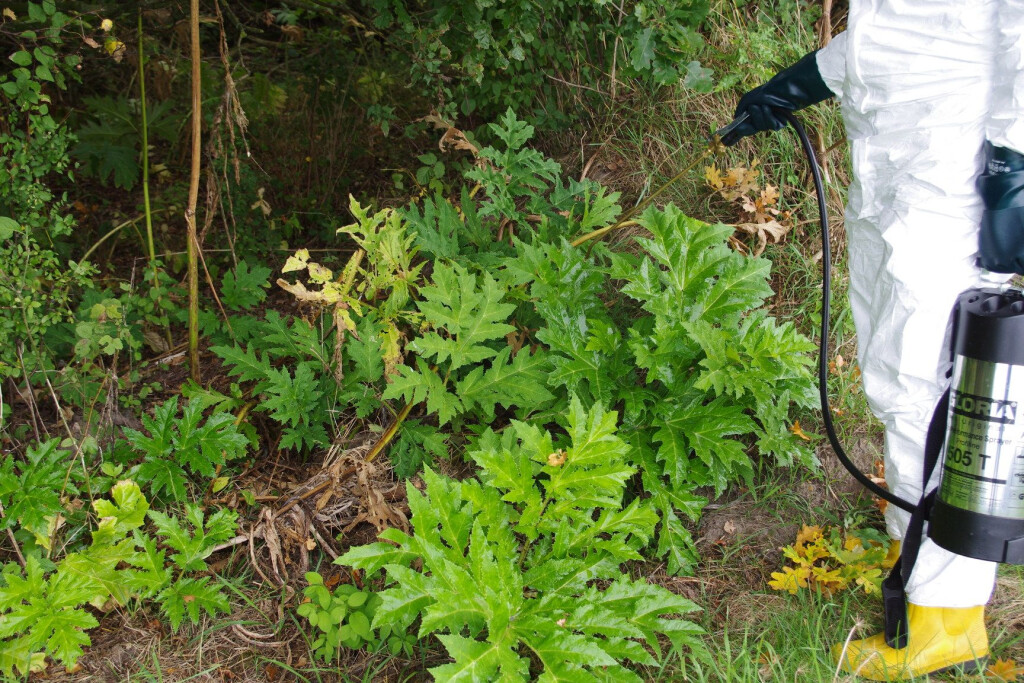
[470,428,543,528]
[652,391,756,494]
[173,401,248,478]
[687,314,817,467]
[0,439,80,542]
[220,259,272,311]
[133,458,188,503]
[545,345,620,406]
[346,313,386,385]
[432,633,528,682]
[92,480,149,546]
[210,344,275,390]
[384,358,464,426]
[157,576,229,632]
[403,192,463,260]
[0,557,101,674]
[412,262,515,372]
[635,443,705,576]
[542,398,635,517]
[510,237,608,352]
[457,347,554,420]
[126,398,249,501]
[261,362,328,450]
[611,205,772,326]
[339,400,704,680]
[149,505,238,573]
[250,311,325,362]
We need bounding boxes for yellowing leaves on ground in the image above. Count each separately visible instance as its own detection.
[987,658,1024,681]
[769,524,896,597]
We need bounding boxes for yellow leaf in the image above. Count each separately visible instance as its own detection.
[789,421,811,442]
[307,262,333,284]
[810,565,847,591]
[795,524,823,548]
[704,165,723,190]
[3,8,17,20]
[282,249,310,273]
[318,282,343,303]
[381,323,402,376]
[883,540,901,569]
[100,18,113,31]
[335,307,357,334]
[768,566,809,594]
[211,476,229,493]
[103,37,125,60]
[853,567,883,595]
[987,659,1024,681]
[277,278,327,303]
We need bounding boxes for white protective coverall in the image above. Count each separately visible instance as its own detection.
[814,0,1021,607]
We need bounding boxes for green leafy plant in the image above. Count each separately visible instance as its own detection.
[340,399,705,681]
[383,261,555,426]
[0,1,93,382]
[0,439,84,552]
[73,95,180,189]
[148,504,238,631]
[0,479,237,675]
[297,572,413,661]
[122,397,250,501]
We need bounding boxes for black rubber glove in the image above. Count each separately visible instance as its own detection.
[978,142,1024,274]
[722,51,834,146]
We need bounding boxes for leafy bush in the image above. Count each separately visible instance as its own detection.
[73,95,180,189]
[341,399,705,680]
[236,111,815,575]
[0,2,93,382]
[362,0,713,123]
[0,440,84,552]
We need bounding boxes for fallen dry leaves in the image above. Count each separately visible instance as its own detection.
[705,160,793,255]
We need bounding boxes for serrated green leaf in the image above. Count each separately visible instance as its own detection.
[412,262,515,372]
[458,346,554,419]
[221,260,272,310]
[157,576,229,632]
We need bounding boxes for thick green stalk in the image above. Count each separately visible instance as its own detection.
[138,12,155,270]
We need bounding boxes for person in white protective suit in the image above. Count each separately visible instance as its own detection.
[722,1,1024,679]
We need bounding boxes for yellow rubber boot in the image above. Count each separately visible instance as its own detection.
[833,604,989,680]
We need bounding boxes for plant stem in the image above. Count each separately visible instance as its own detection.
[185,0,202,381]
[366,401,414,463]
[138,12,156,274]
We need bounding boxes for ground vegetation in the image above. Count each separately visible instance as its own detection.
[1,1,1022,681]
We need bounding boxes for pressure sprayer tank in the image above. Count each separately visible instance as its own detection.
[929,288,1024,564]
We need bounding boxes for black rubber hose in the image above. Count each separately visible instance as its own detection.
[778,110,917,514]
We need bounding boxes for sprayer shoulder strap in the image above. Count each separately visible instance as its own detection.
[882,386,950,649]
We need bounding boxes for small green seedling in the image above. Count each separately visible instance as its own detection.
[297,572,413,661]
